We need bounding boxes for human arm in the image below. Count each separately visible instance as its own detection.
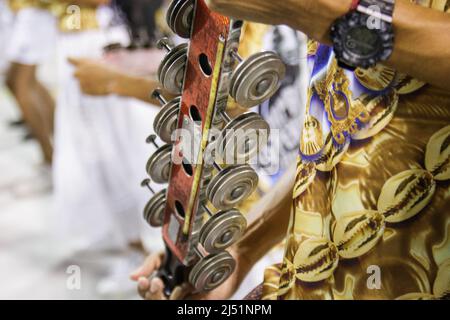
[206,0,450,91]
[233,162,296,273]
[68,58,169,105]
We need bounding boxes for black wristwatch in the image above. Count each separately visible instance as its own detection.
[330,0,396,70]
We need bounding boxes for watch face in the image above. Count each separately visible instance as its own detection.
[344,27,381,58]
[330,11,395,69]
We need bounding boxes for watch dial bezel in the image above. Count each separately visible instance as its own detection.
[331,11,395,69]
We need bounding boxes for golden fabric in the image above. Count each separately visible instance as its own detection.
[238,22,269,59]
[51,2,98,32]
[8,1,99,31]
[262,1,450,300]
[8,0,51,11]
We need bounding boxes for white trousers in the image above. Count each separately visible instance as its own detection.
[5,7,57,66]
[53,24,163,253]
[0,0,13,73]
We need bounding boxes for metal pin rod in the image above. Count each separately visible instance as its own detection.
[213,162,222,172]
[231,49,243,63]
[152,90,168,106]
[157,38,173,52]
[220,110,232,123]
[193,246,205,258]
[141,179,156,194]
[201,203,214,217]
[146,134,160,149]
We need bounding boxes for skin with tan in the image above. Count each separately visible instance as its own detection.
[6,64,54,163]
[206,0,450,91]
[133,0,450,300]
[69,57,172,106]
[2,0,114,165]
[66,0,169,106]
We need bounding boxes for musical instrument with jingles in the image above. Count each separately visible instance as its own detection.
[141,0,286,296]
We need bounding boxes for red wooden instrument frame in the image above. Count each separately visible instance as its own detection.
[162,0,230,264]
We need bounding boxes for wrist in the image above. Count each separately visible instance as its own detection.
[323,0,354,23]
[323,0,355,38]
[109,73,129,96]
[288,0,354,43]
[333,0,355,14]
[350,0,360,10]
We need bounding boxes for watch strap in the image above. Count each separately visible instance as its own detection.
[330,0,396,69]
[357,0,395,23]
[350,0,361,11]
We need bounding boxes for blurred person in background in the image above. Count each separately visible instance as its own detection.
[4,0,57,164]
[51,0,166,298]
[0,1,14,77]
[64,0,184,108]
[113,0,164,49]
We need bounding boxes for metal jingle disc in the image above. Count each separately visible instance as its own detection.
[162,52,187,94]
[188,251,236,292]
[229,51,277,99]
[167,0,182,30]
[157,45,181,83]
[146,144,173,184]
[199,209,247,254]
[157,43,187,87]
[153,97,181,143]
[231,55,286,109]
[165,0,179,27]
[159,45,187,86]
[158,50,187,95]
[169,0,194,39]
[206,165,258,210]
[230,52,286,107]
[173,1,194,39]
[236,57,286,107]
[217,112,270,163]
[143,189,166,227]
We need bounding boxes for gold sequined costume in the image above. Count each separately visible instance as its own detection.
[262,0,450,300]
